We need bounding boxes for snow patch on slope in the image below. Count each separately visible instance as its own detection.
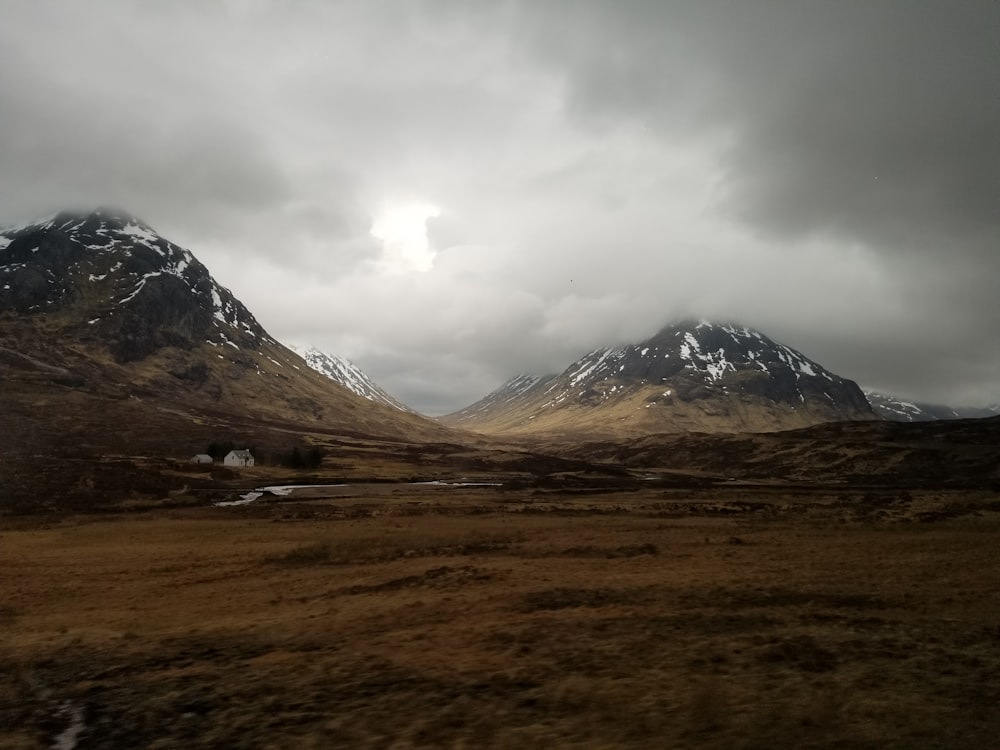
[290,345,412,412]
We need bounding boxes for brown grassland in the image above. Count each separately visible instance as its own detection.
[3,485,1000,749]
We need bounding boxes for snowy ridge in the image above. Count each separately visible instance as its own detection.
[566,347,626,387]
[536,320,845,408]
[502,374,552,400]
[864,392,938,422]
[290,345,413,412]
[682,322,834,385]
[865,391,1000,422]
[447,373,557,420]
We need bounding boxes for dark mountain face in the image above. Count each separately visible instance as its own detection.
[595,320,873,412]
[443,320,875,436]
[0,209,266,362]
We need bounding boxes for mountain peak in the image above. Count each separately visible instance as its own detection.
[8,207,156,238]
[1,208,267,361]
[443,319,874,436]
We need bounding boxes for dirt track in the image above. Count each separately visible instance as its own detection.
[3,487,1000,748]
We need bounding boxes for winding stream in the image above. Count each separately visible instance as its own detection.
[214,480,502,506]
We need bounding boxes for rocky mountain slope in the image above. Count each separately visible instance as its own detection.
[289,345,412,413]
[442,320,875,437]
[0,210,271,361]
[0,209,454,503]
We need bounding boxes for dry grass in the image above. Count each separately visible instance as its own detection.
[265,525,522,567]
[2,489,1000,748]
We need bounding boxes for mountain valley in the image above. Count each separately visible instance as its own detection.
[2,209,997,512]
[3,209,1000,750]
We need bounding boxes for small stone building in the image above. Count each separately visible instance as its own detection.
[190,454,213,464]
[223,449,255,468]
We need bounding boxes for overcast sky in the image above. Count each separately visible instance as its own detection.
[2,1,997,413]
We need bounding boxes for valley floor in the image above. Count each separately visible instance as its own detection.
[3,487,999,749]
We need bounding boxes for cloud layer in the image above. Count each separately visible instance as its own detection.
[2,0,996,413]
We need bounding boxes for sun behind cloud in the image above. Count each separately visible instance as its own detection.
[370,202,441,274]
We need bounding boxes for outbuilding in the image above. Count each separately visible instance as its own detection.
[224,449,255,468]
[190,454,213,464]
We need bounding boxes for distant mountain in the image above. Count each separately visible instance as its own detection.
[289,345,413,412]
[0,208,453,504]
[865,391,1000,422]
[442,320,875,437]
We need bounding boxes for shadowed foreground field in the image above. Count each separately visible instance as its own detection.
[3,488,1000,748]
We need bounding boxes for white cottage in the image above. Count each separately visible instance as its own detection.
[223,449,255,468]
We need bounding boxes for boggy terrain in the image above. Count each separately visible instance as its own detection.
[3,484,1000,749]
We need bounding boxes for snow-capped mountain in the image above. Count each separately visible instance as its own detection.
[865,391,1000,422]
[0,208,450,443]
[0,208,269,361]
[442,320,875,436]
[289,345,412,412]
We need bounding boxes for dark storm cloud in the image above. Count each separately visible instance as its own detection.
[716,4,998,259]
[519,1,998,256]
[0,10,291,234]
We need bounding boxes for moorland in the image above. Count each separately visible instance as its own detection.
[3,417,1000,749]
